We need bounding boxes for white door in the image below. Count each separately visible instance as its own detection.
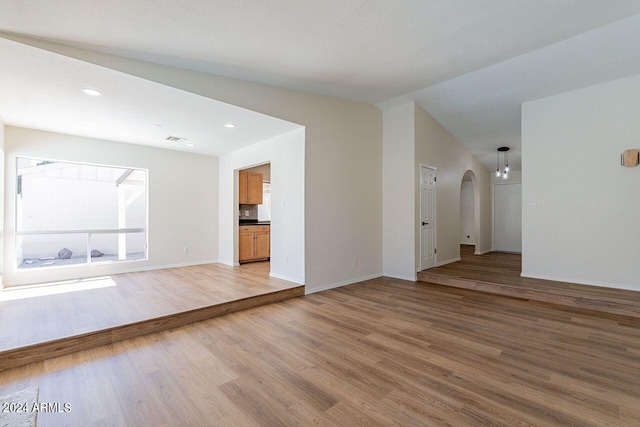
[494,183,522,252]
[420,166,436,270]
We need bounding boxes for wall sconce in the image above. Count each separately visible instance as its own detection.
[621,149,639,167]
[496,147,510,179]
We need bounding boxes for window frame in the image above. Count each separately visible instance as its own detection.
[14,156,150,272]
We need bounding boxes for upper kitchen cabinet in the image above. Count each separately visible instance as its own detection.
[239,171,263,204]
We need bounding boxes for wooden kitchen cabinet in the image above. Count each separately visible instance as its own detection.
[238,171,263,204]
[239,225,270,263]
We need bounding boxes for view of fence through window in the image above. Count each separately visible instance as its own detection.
[16,158,148,269]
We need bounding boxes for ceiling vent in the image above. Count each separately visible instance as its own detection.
[166,136,187,142]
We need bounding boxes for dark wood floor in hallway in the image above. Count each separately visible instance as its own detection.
[1,276,639,426]
[419,245,640,318]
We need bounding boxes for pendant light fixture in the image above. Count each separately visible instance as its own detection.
[497,147,510,179]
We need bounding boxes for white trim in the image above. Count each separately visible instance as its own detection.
[268,272,304,285]
[385,273,417,282]
[436,257,461,267]
[304,273,382,295]
[521,272,640,292]
[474,249,491,255]
[17,228,145,235]
[2,259,218,288]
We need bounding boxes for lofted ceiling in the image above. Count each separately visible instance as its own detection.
[1,1,640,168]
[0,37,301,156]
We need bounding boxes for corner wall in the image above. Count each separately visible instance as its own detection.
[382,103,416,280]
[522,73,640,290]
[219,128,305,284]
[382,102,491,279]
[4,127,219,286]
[0,117,4,287]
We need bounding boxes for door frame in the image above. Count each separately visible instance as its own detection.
[419,164,437,271]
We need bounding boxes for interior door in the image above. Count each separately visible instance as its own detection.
[494,183,522,253]
[420,166,436,270]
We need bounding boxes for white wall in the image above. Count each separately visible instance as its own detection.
[219,128,305,285]
[382,103,416,280]
[0,116,4,286]
[24,40,383,293]
[522,73,640,290]
[414,103,492,267]
[460,181,475,244]
[491,170,522,252]
[4,127,219,286]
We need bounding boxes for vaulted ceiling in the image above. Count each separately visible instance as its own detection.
[2,1,640,168]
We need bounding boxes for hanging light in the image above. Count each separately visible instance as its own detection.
[497,147,510,179]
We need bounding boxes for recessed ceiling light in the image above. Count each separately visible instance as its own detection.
[153,124,162,128]
[186,143,195,147]
[82,88,102,96]
[224,123,236,128]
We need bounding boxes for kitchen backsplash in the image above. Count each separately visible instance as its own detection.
[239,204,258,220]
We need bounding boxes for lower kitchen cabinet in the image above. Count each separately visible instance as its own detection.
[239,225,270,263]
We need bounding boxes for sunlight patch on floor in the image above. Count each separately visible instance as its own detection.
[0,276,117,301]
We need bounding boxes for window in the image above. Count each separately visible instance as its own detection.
[16,158,147,269]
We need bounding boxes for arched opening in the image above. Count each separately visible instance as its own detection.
[460,170,480,255]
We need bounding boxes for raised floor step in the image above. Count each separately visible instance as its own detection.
[0,286,303,371]
[417,271,640,319]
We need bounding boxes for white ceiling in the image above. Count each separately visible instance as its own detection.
[379,13,640,171]
[0,37,300,156]
[1,1,640,168]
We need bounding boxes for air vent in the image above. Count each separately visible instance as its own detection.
[166,136,187,142]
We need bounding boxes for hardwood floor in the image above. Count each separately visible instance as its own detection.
[0,261,303,369]
[1,276,640,426]
[418,245,640,318]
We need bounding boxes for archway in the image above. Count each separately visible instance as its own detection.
[460,170,480,255]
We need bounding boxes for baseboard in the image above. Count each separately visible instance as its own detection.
[113,259,219,274]
[305,273,382,295]
[474,249,491,255]
[384,273,418,282]
[436,257,461,267]
[521,272,640,292]
[269,272,304,285]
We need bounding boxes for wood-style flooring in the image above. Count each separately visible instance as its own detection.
[418,245,640,318]
[0,262,303,370]
[1,276,639,426]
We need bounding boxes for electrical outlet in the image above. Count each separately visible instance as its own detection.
[352,259,357,268]
[183,247,189,254]
[285,256,288,264]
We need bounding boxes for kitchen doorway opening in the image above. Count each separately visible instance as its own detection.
[237,163,271,271]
